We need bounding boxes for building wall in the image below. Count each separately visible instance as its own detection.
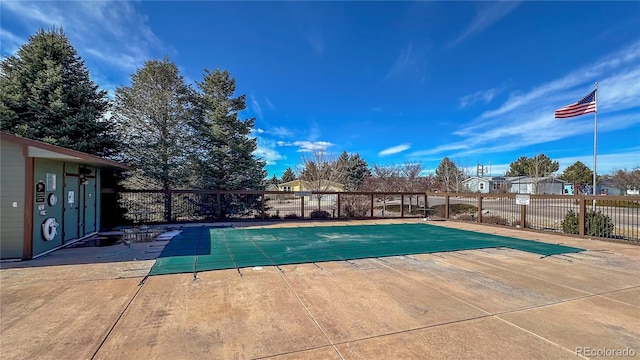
[32,158,65,257]
[0,140,25,259]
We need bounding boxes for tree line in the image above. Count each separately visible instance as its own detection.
[2,28,638,196]
[1,28,264,193]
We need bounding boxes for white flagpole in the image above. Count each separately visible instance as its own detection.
[592,82,598,211]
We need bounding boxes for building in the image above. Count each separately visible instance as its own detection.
[461,176,508,193]
[506,176,566,195]
[1,132,128,260]
[277,179,345,192]
[277,179,345,204]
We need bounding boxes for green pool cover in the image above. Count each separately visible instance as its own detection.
[149,223,585,276]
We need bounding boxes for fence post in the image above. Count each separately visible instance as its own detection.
[216,192,221,220]
[301,196,305,219]
[477,195,483,223]
[165,190,172,223]
[579,196,586,236]
[370,193,374,218]
[445,195,450,220]
[337,194,341,218]
[261,194,265,220]
[401,194,405,218]
[520,204,526,229]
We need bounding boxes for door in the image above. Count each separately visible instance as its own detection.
[63,176,79,242]
[82,177,97,235]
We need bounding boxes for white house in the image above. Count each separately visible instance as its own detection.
[507,176,566,195]
[462,176,508,193]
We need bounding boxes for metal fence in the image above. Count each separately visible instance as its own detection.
[101,189,640,242]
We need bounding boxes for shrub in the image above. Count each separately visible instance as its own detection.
[431,204,478,218]
[561,210,615,237]
[456,214,475,222]
[341,195,371,218]
[270,214,281,220]
[482,215,509,226]
[310,210,331,219]
[284,213,299,219]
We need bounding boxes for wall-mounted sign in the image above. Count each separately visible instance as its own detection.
[68,191,75,205]
[48,193,58,206]
[46,173,56,191]
[35,181,46,203]
[515,194,531,205]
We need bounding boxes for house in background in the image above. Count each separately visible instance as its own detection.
[277,179,345,204]
[277,179,345,192]
[506,176,566,195]
[462,176,508,193]
[0,132,128,260]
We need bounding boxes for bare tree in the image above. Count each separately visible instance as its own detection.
[400,163,422,213]
[610,167,640,194]
[298,149,346,210]
[367,164,401,215]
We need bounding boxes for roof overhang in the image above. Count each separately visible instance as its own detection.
[1,131,129,169]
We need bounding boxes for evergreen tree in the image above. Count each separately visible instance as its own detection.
[345,153,371,191]
[268,175,279,186]
[506,154,559,177]
[559,161,593,184]
[192,68,266,191]
[281,167,297,183]
[435,157,464,192]
[113,58,195,190]
[0,28,117,156]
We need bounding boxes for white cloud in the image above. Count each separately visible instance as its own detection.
[3,1,166,74]
[250,93,263,119]
[385,41,429,81]
[267,126,294,138]
[379,144,411,156]
[253,137,285,165]
[448,2,521,48]
[0,28,25,56]
[459,87,500,108]
[555,148,640,175]
[411,41,640,159]
[265,98,275,110]
[277,140,334,152]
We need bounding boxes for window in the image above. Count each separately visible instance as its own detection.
[479,183,485,190]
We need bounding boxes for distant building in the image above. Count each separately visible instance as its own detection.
[277,179,345,204]
[461,176,508,193]
[506,176,566,195]
[277,179,345,192]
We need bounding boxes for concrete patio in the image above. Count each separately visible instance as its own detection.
[1,220,638,359]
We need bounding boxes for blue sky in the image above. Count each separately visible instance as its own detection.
[2,1,639,178]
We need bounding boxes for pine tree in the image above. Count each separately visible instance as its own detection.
[281,167,297,183]
[345,153,371,191]
[0,28,116,156]
[192,68,266,191]
[113,58,195,190]
[559,161,593,184]
[506,154,559,177]
[435,157,463,192]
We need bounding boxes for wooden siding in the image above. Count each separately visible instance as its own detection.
[0,140,25,259]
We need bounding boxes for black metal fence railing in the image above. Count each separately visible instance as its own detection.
[101,189,640,243]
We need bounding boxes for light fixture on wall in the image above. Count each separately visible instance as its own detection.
[79,167,92,185]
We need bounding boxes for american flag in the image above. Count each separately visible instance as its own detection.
[555,90,597,118]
